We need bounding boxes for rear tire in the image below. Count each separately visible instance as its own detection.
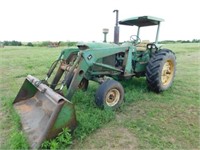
[95,79,124,109]
[146,49,176,92]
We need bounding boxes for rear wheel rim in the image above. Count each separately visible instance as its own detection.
[161,60,174,86]
[105,89,120,107]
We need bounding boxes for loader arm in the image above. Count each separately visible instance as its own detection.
[65,45,133,100]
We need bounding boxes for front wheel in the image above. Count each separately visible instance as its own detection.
[95,80,124,109]
[146,49,176,92]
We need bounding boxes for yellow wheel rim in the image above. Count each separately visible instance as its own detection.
[105,89,120,107]
[161,60,174,86]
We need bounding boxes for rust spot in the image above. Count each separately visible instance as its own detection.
[15,104,33,112]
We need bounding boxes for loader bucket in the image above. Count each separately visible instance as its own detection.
[13,75,77,149]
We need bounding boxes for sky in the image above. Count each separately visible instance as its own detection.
[0,0,199,42]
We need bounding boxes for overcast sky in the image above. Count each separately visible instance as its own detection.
[0,0,199,42]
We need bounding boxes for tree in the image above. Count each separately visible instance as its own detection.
[27,42,34,47]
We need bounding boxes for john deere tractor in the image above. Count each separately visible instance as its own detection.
[13,15,176,148]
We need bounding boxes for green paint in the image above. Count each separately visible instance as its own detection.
[119,16,164,27]
[61,48,79,59]
[53,104,73,129]
[14,78,38,103]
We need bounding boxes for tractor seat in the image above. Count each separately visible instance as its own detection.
[136,40,150,51]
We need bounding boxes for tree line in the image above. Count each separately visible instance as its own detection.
[0,39,199,47]
[0,41,77,47]
[159,39,200,44]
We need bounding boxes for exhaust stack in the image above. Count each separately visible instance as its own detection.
[113,10,119,44]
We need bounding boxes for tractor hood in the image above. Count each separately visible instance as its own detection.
[77,42,119,50]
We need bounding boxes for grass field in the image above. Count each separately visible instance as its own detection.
[0,43,199,149]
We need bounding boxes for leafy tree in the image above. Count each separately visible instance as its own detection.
[27,42,34,47]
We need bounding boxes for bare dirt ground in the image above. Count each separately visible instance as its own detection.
[71,105,140,150]
[72,126,138,150]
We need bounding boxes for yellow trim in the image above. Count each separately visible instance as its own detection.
[161,60,174,86]
[105,89,120,107]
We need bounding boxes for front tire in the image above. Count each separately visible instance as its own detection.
[146,49,176,92]
[95,80,124,109]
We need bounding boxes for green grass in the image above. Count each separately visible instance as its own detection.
[0,43,199,149]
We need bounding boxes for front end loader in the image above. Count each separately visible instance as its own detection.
[13,15,176,148]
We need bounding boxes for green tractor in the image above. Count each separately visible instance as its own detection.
[13,15,176,148]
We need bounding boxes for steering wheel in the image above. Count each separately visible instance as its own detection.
[130,35,141,45]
